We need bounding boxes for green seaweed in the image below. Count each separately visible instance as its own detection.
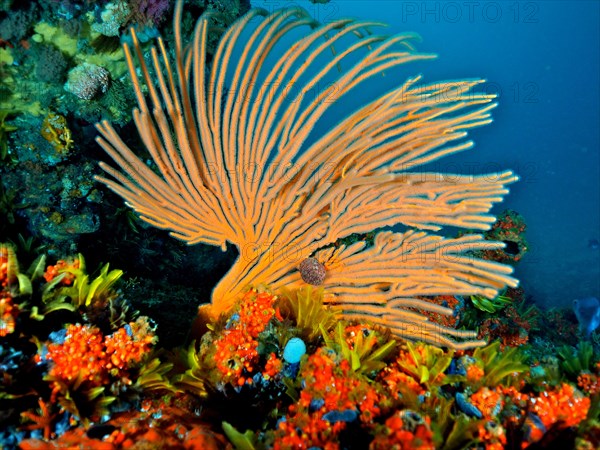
[49,254,123,308]
[173,342,208,398]
[278,286,338,342]
[472,341,529,388]
[394,342,462,390]
[132,357,178,394]
[470,290,513,313]
[222,421,260,450]
[558,341,596,380]
[322,321,396,376]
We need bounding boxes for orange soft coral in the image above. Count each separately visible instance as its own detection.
[0,252,8,288]
[44,319,156,390]
[369,410,435,450]
[0,294,18,336]
[212,288,278,386]
[577,372,599,395]
[529,383,590,429]
[262,352,283,381]
[475,421,507,450]
[469,387,503,419]
[104,317,157,371]
[45,324,109,387]
[273,347,384,448]
[378,365,425,398]
[19,397,228,450]
[43,258,80,285]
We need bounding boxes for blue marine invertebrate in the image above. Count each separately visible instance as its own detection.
[455,392,483,419]
[573,296,600,338]
[283,337,306,364]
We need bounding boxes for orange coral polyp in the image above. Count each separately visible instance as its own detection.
[0,295,18,337]
[211,289,279,385]
[577,373,599,395]
[45,320,155,389]
[466,364,485,383]
[469,387,503,419]
[0,255,8,288]
[104,325,155,370]
[43,258,80,285]
[47,324,108,386]
[530,383,590,429]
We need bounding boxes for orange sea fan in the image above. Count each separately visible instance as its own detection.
[95,0,518,349]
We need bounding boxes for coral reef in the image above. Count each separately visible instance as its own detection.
[0,239,599,449]
[1,2,598,450]
[0,0,248,254]
[477,210,529,264]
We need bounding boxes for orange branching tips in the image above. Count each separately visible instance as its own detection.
[95,2,520,349]
[20,398,58,441]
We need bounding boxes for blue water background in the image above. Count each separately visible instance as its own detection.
[253,0,600,309]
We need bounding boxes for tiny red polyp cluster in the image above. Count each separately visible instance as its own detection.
[212,289,280,386]
[43,318,156,389]
[0,293,18,337]
[104,318,156,371]
[529,383,590,429]
[43,257,80,285]
[46,324,108,386]
[0,251,9,288]
[370,411,435,450]
[274,347,385,448]
[500,383,591,447]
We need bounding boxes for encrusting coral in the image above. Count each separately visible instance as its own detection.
[95,0,519,348]
[3,257,597,448]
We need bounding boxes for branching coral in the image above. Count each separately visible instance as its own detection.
[95,0,518,348]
